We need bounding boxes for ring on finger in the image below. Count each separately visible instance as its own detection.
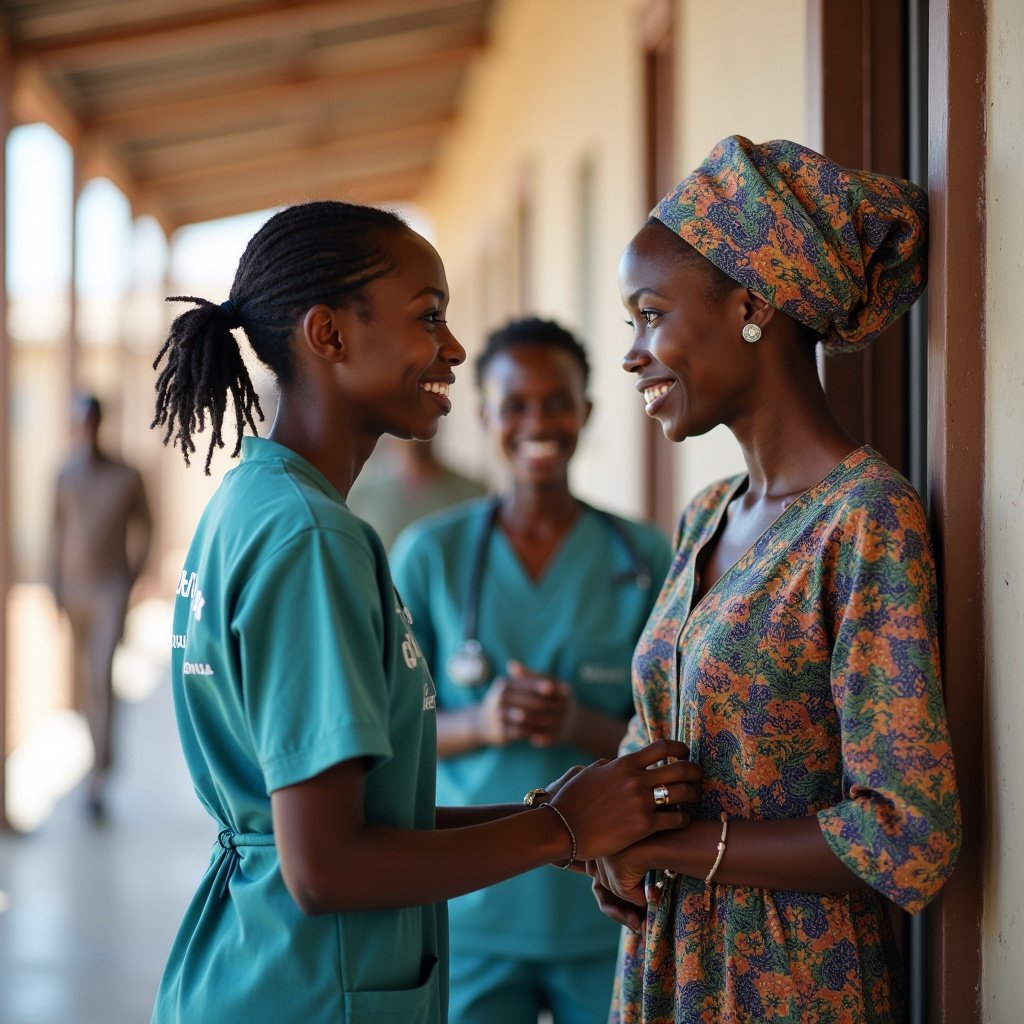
[653,784,670,807]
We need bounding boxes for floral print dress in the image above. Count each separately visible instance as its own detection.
[613,448,961,1024]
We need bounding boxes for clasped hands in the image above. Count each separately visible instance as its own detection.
[535,739,702,934]
[582,753,702,935]
[477,659,578,747]
[474,663,701,930]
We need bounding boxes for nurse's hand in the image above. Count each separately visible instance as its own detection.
[548,739,702,862]
[476,661,573,747]
[502,660,574,746]
[492,660,627,759]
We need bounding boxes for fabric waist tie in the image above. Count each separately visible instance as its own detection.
[215,826,276,898]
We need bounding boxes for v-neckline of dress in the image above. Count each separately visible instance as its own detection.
[685,445,875,624]
[670,444,877,752]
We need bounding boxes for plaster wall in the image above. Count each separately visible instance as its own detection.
[422,0,648,511]
[982,0,1024,1016]
[671,0,808,509]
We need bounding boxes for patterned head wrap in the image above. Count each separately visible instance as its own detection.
[651,135,928,352]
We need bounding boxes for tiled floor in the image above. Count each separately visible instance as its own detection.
[0,677,211,1024]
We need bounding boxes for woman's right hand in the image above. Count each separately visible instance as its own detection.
[548,739,701,861]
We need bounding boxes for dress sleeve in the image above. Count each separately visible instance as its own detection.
[233,527,393,793]
[816,486,961,914]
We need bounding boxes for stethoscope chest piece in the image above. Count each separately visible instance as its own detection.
[447,639,491,688]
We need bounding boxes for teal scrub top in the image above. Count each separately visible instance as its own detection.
[391,499,672,960]
[152,438,446,1024]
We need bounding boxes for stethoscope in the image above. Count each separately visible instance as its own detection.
[446,496,655,687]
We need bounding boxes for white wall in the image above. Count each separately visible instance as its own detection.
[422,0,651,514]
[670,0,808,509]
[982,0,1024,1016]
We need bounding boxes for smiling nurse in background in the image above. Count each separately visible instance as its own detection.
[391,317,674,1024]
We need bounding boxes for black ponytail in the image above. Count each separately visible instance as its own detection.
[152,201,408,473]
[152,297,264,473]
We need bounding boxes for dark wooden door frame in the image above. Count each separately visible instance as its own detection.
[806,0,910,474]
[807,5,929,1016]
[640,0,678,535]
[925,0,985,1021]
[0,38,11,830]
[808,1,985,1018]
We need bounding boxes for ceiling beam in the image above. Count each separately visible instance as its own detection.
[10,60,82,143]
[157,151,432,209]
[120,92,453,175]
[13,0,483,68]
[85,39,480,140]
[7,60,175,226]
[162,165,430,230]
[148,154,432,215]
[3,1,489,237]
[137,118,450,192]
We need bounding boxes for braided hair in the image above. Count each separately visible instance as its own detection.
[475,317,591,391]
[152,201,408,473]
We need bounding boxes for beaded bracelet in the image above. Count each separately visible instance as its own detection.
[703,812,729,910]
[537,802,577,869]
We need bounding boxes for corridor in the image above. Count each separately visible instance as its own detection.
[0,668,211,1023]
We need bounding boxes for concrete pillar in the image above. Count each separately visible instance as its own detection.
[67,153,82,404]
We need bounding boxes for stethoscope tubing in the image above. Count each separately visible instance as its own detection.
[448,496,653,687]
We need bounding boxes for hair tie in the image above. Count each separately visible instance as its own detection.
[218,299,242,329]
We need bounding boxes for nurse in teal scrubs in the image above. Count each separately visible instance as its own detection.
[148,203,700,1024]
[391,318,673,1024]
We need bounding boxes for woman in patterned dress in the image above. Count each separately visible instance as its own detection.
[588,137,961,1023]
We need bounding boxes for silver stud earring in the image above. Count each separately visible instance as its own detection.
[742,323,762,343]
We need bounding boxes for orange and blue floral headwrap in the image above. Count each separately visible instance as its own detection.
[651,135,928,353]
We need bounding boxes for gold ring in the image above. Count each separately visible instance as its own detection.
[653,784,670,807]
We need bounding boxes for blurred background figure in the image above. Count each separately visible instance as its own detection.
[391,318,673,1024]
[346,435,485,551]
[50,395,152,818]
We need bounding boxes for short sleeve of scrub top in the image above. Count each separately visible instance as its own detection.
[233,527,393,792]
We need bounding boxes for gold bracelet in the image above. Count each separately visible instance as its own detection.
[537,801,577,869]
[703,812,729,911]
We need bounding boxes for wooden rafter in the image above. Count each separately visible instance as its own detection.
[158,164,431,230]
[82,40,480,141]
[136,117,452,192]
[12,0,482,66]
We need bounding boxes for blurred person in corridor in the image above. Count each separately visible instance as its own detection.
[51,394,152,817]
